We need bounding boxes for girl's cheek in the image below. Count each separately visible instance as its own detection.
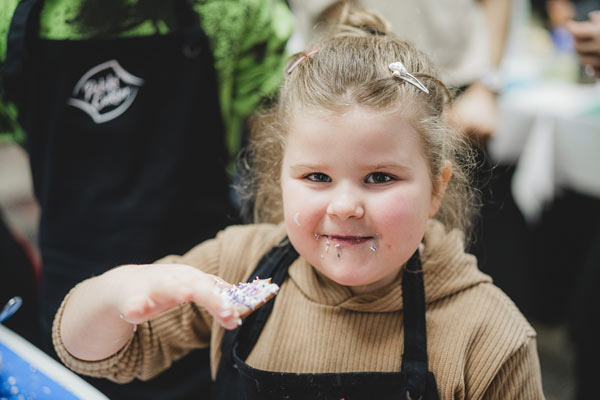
[372,195,412,220]
[294,191,326,217]
[372,197,426,238]
[374,187,430,220]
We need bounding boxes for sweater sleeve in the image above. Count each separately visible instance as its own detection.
[52,236,222,383]
[52,223,287,382]
[482,337,546,399]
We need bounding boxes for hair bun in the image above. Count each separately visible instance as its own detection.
[315,1,391,37]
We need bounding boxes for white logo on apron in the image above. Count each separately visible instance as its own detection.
[67,60,144,124]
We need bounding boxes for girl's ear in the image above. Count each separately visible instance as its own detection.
[429,161,452,218]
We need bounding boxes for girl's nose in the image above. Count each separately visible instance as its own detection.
[326,191,365,220]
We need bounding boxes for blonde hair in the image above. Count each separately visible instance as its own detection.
[238,1,479,241]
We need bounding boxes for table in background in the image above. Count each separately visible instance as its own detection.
[489,80,600,223]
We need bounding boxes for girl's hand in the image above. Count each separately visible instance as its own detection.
[60,264,239,361]
[446,81,498,147]
[106,264,241,330]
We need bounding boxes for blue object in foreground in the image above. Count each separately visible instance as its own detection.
[0,325,108,400]
[0,297,22,324]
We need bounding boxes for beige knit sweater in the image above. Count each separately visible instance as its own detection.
[53,220,545,399]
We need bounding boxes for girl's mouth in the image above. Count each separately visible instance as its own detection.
[324,235,373,245]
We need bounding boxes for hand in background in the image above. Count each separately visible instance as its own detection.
[446,81,498,148]
[567,11,600,77]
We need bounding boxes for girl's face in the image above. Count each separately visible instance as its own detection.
[281,106,448,293]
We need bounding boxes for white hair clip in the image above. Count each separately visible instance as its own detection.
[388,62,429,94]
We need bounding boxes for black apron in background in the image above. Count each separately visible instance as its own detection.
[213,243,440,400]
[3,0,235,398]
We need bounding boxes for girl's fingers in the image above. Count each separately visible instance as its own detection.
[573,39,600,54]
[213,276,232,291]
[112,264,241,330]
[191,275,240,330]
[578,54,600,68]
[566,20,599,38]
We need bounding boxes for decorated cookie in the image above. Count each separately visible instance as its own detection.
[222,277,280,318]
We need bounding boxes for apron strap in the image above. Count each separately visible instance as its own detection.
[401,249,430,399]
[220,240,298,362]
[3,0,43,103]
[172,0,206,57]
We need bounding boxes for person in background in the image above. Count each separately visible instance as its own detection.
[52,4,545,399]
[0,0,292,399]
[567,9,600,76]
[567,10,599,400]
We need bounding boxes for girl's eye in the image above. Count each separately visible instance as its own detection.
[305,172,331,182]
[365,172,394,184]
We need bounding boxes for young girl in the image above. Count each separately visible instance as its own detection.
[53,4,545,399]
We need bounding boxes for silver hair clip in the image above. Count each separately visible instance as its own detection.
[388,62,429,94]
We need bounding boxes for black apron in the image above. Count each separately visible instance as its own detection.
[213,243,440,400]
[3,1,233,398]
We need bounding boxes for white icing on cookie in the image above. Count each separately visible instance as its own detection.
[222,277,279,317]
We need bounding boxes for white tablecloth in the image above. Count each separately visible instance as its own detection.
[488,81,600,222]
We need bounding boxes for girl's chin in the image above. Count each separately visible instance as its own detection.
[315,263,400,293]
[317,266,375,288]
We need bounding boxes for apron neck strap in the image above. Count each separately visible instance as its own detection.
[172,0,205,53]
[401,249,430,399]
[222,240,298,361]
[172,0,200,28]
[3,0,44,103]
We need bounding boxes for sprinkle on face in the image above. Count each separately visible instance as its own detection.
[370,234,379,252]
[335,243,342,259]
[294,212,301,226]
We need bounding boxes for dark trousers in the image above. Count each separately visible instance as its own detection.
[530,191,600,400]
